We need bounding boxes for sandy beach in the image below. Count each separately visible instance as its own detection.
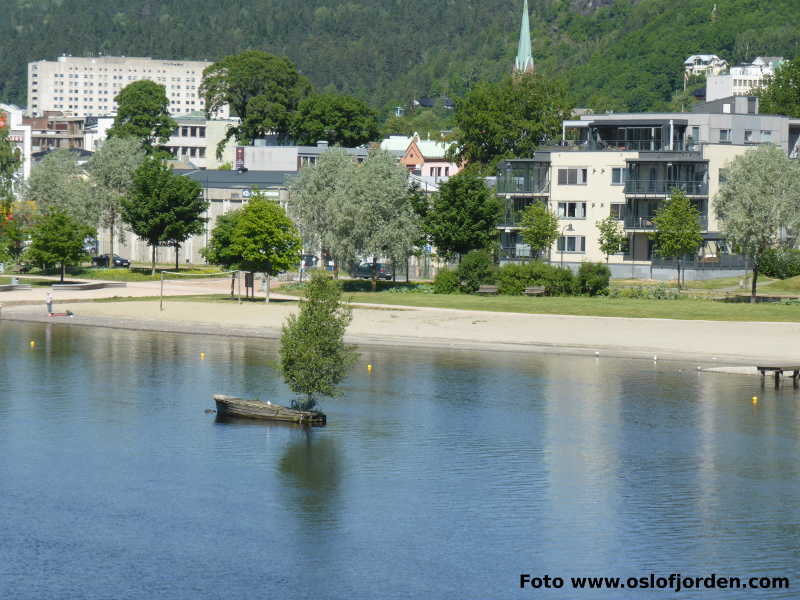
[3,292,800,365]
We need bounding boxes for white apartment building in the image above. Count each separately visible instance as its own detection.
[706,56,784,102]
[499,101,800,280]
[684,54,728,78]
[163,113,240,169]
[27,55,228,118]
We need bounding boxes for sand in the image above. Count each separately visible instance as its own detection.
[4,294,800,366]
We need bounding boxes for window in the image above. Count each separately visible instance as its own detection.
[444,167,449,176]
[610,204,625,220]
[611,167,625,185]
[557,235,586,253]
[719,129,731,143]
[558,202,586,218]
[181,126,189,137]
[198,127,206,138]
[557,168,588,185]
[189,147,197,157]
[198,147,206,159]
[761,130,773,143]
[744,130,753,143]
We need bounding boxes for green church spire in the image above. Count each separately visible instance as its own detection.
[514,0,535,73]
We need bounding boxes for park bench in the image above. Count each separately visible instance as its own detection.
[476,285,498,296]
[523,286,545,296]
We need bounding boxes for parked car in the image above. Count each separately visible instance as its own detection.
[299,254,318,269]
[351,262,393,280]
[92,254,130,268]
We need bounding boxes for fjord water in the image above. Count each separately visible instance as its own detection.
[1,322,798,599]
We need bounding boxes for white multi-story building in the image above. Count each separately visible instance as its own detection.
[684,54,728,78]
[706,56,784,102]
[27,55,228,118]
[498,97,800,280]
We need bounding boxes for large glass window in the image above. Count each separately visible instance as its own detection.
[611,167,625,185]
[557,236,586,253]
[557,168,588,185]
[558,202,586,218]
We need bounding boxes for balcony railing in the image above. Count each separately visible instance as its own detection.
[624,215,708,230]
[624,179,708,195]
[559,139,684,152]
[496,179,550,195]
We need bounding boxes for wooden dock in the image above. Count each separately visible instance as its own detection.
[756,366,800,388]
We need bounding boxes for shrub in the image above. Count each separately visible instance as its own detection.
[496,261,576,296]
[607,283,681,300]
[433,268,460,294]
[760,248,800,279]
[457,249,495,293]
[576,262,611,296]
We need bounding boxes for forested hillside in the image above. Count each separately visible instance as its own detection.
[1,0,799,116]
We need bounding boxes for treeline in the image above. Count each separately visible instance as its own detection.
[1,0,799,117]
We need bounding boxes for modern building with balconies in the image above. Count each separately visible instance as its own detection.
[496,101,800,279]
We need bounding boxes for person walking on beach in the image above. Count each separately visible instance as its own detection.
[46,291,53,316]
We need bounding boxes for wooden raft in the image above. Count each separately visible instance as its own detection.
[213,394,327,425]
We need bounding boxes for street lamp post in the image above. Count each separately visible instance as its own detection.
[560,223,574,269]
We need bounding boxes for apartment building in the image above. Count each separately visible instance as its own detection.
[401,137,461,180]
[162,113,239,169]
[27,55,228,118]
[23,112,86,153]
[499,101,800,279]
[706,57,784,102]
[240,141,369,172]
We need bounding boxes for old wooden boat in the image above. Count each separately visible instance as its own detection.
[213,394,327,426]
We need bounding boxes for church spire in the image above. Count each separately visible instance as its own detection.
[514,0,535,74]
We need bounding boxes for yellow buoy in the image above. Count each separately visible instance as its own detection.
[200,352,205,360]
[367,364,373,373]
[29,340,35,348]
[752,396,758,404]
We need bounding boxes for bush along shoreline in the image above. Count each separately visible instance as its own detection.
[433,253,611,297]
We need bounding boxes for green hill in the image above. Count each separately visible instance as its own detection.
[1,0,798,117]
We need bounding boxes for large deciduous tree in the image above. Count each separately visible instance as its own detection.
[288,148,358,271]
[200,50,312,155]
[122,158,205,274]
[26,211,96,282]
[422,171,499,261]
[291,93,379,147]
[447,73,573,170]
[280,270,358,411]
[716,144,800,301]
[24,149,98,225]
[758,58,800,117]
[87,137,146,265]
[520,202,559,260]
[228,194,302,301]
[652,190,703,289]
[107,81,177,152]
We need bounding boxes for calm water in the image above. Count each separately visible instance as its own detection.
[1,321,799,599]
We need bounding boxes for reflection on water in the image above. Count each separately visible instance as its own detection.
[1,320,799,599]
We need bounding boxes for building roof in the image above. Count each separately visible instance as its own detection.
[415,139,454,159]
[175,169,292,189]
[684,54,724,65]
[32,147,93,161]
[380,135,414,153]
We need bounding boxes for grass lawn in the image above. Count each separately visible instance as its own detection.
[25,265,225,282]
[763,275,800,293]
[278,284,800,322]
[0,276,56,286]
